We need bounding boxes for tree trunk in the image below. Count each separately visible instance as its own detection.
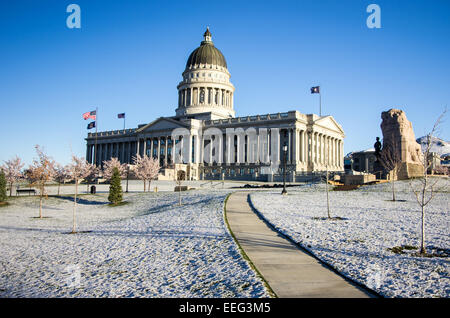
[9,182,13,197]
[326,170,331,219]
[392,179,396,201]
[58,183,61,196]
[143,180,146,192]
[39,194,43,218]
[148,180,151,192]
[72,181,78,234]
[420,204,426,254]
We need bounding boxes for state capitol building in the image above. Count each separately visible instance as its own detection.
[85,28,345,181]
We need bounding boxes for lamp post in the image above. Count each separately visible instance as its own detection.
[281,143,288,195]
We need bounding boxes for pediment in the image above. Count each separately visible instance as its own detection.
[136,117,189,133]
[314,116,345,135]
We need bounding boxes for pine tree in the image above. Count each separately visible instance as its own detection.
[108,167,123,205]
[0,170,7,203]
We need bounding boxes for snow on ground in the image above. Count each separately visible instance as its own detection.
[250,180,449,298]
[11,180,254,196]
[0,190,269,298]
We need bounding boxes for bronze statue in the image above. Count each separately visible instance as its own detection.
[374,137,382,160]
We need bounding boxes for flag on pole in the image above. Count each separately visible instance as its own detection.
[83,110,97,120]
[311,86,320,94]
[117,113,125,119]
[87,121,96,129]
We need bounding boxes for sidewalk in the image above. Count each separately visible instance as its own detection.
[226,191,377,298]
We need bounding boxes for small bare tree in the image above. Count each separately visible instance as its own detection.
[410,109,447,255]
[2,156,24,197]
[133,154,160,192]
[54,163,70,196]
[379,136,402,201]
[27,146,56,218]
[325,141,331,219]
[67,155,91,233]
[102,157,127,181]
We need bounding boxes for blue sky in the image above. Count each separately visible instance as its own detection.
[0,0,449,165]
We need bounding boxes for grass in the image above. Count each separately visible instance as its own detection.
[387,245,419,255]
[311,216,347,221]
[107,201,129,207]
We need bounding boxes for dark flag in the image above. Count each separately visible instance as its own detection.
[87,121,96,129]
[83,110,97,120]
[311,86,320,94]
[117,113,125,119]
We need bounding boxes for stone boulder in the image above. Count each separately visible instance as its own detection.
[380,109,423,179]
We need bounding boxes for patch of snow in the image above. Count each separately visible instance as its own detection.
[417,136,450,156]
[250,181,449,298]
[0,190,269,298]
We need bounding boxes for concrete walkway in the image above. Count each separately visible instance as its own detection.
[226,191,377,298]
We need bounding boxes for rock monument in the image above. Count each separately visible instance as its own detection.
[380,109,424,179]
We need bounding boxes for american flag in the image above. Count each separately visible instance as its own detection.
[83,110,96,120]
[117,113,125,119]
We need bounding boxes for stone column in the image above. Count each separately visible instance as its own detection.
[188,134,193,164]
[287,129,292,164]
[149,138,153,158]
[143,138,147,157]
[299,130,303,163]
[292,129,298,164]
[86,145,90,163]
[164,137,168,166]
[157,138,161,162]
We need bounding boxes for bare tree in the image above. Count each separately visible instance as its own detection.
[2,156,24,197]
[133,154,160,192]
[67,155,91,233]
[54,163,70,196]
[379,135,402,201]
[27,146,56,218]
[410,109,447,255]
[325,141,331,219]
[102,157,127,181]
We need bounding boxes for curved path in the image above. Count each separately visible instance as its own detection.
[226,191,377,298]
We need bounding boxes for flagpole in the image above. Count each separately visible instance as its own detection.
[123,116,126,131]
[94,107,98,168]
[319,91,322,117]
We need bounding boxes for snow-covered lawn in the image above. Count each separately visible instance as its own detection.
[0,190,269,298]
[250,180,449,298]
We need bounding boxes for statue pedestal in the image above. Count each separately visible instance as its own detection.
[397,162,424,180]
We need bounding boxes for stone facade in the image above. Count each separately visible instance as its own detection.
[85,29,345,181]
[380,108,423,179]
